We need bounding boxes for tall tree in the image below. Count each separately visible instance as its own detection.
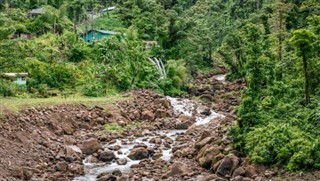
[289,29,316,105]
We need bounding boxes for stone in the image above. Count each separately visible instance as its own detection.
[56,162,68,171]
[199,94,214,102]
[112,169,122,176]
[155,109,167,118]
[178,115,196,122]
[162,162,192,179]
[216,155,240,178]
[80,138,103,155]
[197,145,221,169]
[99,150,116,162]
[128,147,149,160]
[232,167,246,178]
[176,121,193,130]
[117,158,128,165]
[68,163,84,175]
[159,98,171,108]
[195,136,214,150]
[141,110,155,120]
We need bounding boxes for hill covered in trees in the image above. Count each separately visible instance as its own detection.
[1,0,320,173]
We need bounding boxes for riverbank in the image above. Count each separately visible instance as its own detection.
[0,74,319,181]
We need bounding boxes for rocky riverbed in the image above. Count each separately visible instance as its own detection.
[1,74,319,181]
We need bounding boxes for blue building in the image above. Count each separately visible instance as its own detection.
[81,30,118,43]
[2,73,28,85]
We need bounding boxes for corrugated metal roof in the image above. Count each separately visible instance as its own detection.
[3,73,28,77]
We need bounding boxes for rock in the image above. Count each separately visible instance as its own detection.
[141,110,155,120]
[200,94,213,102]
[162,162,192,179]
[216,155,240,178]
[112,169,122,176]
[159,98,171,108]
[199,130,211,141]
[155,109,167,118]
[197,145,221,169]
[56,162,68,171]
[117,158,128,165]
[96,174,117,181]
[99,150,116,162]
[178,115,196,122]
[80,138,103,155]
[195,136,214,150]
[231,176,244,181]
[176,121,193,130]
[200,174,226,181]
[68,163,84,175]
[128,147,149,160]
[232,167,246,178]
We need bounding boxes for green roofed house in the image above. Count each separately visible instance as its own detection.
[1,73,28,85]
[81,30,118,43]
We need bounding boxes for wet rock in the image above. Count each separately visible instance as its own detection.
[128,147,149,160]
[80,138,103,155]
[178,115,196,122]
[112,169,122,176]
[97,173,117,181]
[176,121,193,129]
[117,158,128,165]
[109,144,121,151]
[162,162,192,179]
[99,150,116,162]
[68,163,84,175]
[141,110,155,120]
[216,154,240,178]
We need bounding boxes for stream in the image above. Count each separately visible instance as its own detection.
[74,76,226,181]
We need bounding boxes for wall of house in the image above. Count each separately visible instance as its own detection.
[82,31,111,42]
[14,77,27,85]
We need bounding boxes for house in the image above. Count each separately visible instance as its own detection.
[29,7,44,17]
[143,41,160,49]
[81,30,118,43]
[1,73,28,85]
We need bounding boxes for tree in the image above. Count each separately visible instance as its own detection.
[289,29,316,105]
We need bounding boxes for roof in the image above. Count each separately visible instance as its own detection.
[29,7,44,15]
[102,7,116,12]
[2,73,28,77]
[144,41,159,45]
[82,29,119,35]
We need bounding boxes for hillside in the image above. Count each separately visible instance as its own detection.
[0,0,320,180]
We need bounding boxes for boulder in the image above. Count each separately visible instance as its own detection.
[159,98,171,108]
[195,136,214,150]
[141,110,155,120]
[178,115,196,122]
[176,121,193,130]
[117,158,128,165]
[99,150,116,162]
[162,162,192,179]
[155,109,167,118]
[68,163,84,175]
[80,138,103,155]
[197,145,221,169]
[128,147,149,160]
[216,154,240,178]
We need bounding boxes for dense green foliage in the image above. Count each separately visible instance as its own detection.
[0,0,320,171]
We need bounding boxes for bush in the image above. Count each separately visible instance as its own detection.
[245,122,320,170]
[0,79,17,97]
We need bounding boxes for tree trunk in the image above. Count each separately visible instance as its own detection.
[303,55,310,105]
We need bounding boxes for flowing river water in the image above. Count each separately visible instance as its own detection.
[74,75,226,181]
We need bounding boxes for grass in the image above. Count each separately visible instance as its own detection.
[104,122,143,133]
[0,94,129,116]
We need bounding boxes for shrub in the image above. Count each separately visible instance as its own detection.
[245,122,320,170]
[0,79,17,97]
